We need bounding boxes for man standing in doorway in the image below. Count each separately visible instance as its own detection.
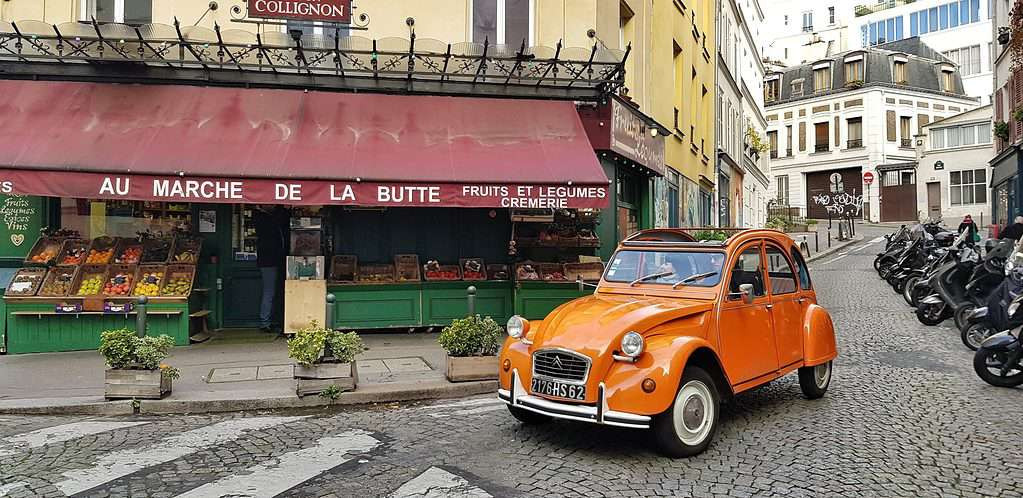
[254,205,289,334]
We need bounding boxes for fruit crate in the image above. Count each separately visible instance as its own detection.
[394,254,421,282]
[578,229,600,248]
[141,237,173,264]
[358,264,396,284]
[329,255,357,283]
[486,264,510,281]
[56,239,89,266]
[37,266,79,297]
[169,236,202,264]
[161,264,196,297]
[24,237,64,266]
[460,258,487,281]
[102,264,138,297]
[114,239,144,264]
[564,262,605,282]
[423,261,462,281]
[514,262,541,281]
[85,236,118,264]
[71,264,110,297]
[538,263,568,281]
[133,264,166,297]
[4,267,47,296]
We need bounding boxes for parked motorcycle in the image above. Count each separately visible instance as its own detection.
[903,246,950,307]
[916,230,971,326]
[962,239,1023,350]
[952,238,1014,332]
[973,288,1023,387]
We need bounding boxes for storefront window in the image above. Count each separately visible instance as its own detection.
[232,204,259,261]
[994,181,1009,226]
[59,199,190,239]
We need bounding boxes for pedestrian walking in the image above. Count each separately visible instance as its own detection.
[958,214,979,243]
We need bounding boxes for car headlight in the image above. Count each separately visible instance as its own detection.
[506,315,529,338]
[621,331,645,358]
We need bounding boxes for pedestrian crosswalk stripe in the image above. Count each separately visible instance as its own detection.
[390,467,492,497]
[54,416,305,496]
[173,430,379,498]
[0,421,149,457]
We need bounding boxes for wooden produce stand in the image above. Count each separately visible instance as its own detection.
[2,235,198,354]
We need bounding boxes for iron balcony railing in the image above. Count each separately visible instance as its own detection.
[901,138,913,148]
[847,139,863,148]
[815,144,830,153]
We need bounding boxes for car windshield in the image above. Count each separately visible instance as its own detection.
[604,250,725,287]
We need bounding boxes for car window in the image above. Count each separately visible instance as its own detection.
[604,250,724,286]
[766,245,798,295]
[728,245,766,298]
[791,247,812,290]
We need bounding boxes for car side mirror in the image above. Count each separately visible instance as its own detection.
[739,283,755,304]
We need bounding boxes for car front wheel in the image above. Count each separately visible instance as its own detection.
[798,361,832,399]
[653,367,720,458]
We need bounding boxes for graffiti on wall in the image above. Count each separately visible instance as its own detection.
[810,189,863,217]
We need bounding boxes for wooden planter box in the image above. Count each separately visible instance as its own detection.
[446,355,499,382]
[294,361,358,396]
[104,368,172,400]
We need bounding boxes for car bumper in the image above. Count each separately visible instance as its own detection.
[497,368,652,429]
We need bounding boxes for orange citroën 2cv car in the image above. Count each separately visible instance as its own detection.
[498,228,837,457]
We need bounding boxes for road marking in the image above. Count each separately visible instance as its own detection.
[390,467,492,498]
[173,430,379,498]
[0,482,27,497]
[55,416,304,496]
[429,404,507,418]
[868,236,884,244]
[0,421,149,457]
[821,254,847,265]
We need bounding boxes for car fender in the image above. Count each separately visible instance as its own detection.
[602,335,730,416]
[498,338,531,391]
[803,304,838,366]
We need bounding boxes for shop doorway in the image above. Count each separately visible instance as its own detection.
[926,182,942,220]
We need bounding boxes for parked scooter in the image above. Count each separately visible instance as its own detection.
[973,282,1023,387]
[962,239,1023,350]
[916,230,971,326]
[903,245,951,307]
[952,238,1014,332]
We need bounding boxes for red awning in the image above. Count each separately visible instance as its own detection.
[0,80,609,208]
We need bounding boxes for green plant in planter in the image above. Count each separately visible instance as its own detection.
[98,329,175,370]
[287,321,329,367]
[995,120,1010,141]
[439,315,503,357]
[325,330,364,363]
[1015,108,1023,122]
[845,79,864,89]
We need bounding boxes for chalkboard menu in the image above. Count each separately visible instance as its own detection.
[0,195,44,260]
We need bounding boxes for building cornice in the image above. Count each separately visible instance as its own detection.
[766,83,979,109]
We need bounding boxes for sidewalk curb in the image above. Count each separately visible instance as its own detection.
[0,380,498,416]
[806,234,865,263]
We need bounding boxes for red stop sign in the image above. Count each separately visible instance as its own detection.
[863,171,875,185]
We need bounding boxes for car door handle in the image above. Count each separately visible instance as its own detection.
[797,297,807,303]
[765,304,773,309]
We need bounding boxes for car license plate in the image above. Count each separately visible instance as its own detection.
[531,377,586,400]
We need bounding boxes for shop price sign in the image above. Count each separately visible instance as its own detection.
[0,170,610,209]
[249,0,352,23]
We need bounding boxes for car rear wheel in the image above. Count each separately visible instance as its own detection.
[798,361,832,399]
[506,405,551,425]
[653,367,719,458]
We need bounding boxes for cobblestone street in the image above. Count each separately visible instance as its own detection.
[2,225,1022,498]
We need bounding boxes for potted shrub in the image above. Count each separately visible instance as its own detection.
[845,79,864,89]
[289,321,364,396]
[99,329,178,400]
[439,315,502,382]
[995,120,1010,141]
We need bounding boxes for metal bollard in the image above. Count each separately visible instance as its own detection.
[577,276,585,293]
[815,231,820,252]
[136,296,148,338]
[467,286,477,316]
[325,293,335,330]
[828,229,832,248]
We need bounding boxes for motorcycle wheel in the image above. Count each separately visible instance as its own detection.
[954,305,975,333]
[973,348,1023,387]
[910,284,930,308]
[902,276,919,307]
[885,272,900,289]
[893,277,906,294]
[961,324,996,351]
[916,302,947,326]
[878,261,894,279]
[873,256,883,272]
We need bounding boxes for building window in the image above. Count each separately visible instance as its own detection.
[785,125,793,156]
[930,122,993,150]
[894,61,907,84]
[813,67,830,92]
[844,60,863,83]
[814,122,830,152]
[472,0,533,45]
[791,80,804,97]
[866,16,904,46]
[942,45,982,76]
[83,0,152,24]
[942,70,955,92]
[765,79,780,102]
[950,169,987,205]
[829,6,836,24]
[847,117,863,148]
[802,11,813,32]
[768,131,779,159]
[909,0,980,36]
[776,175,790,205]
[900,116,912,147]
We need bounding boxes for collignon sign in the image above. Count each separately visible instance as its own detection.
[248,0,352,23]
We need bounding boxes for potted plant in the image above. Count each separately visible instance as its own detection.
[845,79,864,89]
[439,315,502,382]
[996,120,1010,141]
[289,320,364,396]
[98,328,178,400]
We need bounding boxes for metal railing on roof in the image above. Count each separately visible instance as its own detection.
[0,18,628,100]
[854,0,917,17]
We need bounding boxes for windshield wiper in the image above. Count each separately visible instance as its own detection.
[630,271,674,286]
[671,271,719,289]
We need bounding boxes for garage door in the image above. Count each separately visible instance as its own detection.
[805,168,863,219]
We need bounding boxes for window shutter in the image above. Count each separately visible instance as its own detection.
[886,111,896,141]
[799,122,806,151]
[917,114,929,134]
[834,116,840,144]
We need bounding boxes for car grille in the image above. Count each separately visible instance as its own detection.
[533,349,590,383]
